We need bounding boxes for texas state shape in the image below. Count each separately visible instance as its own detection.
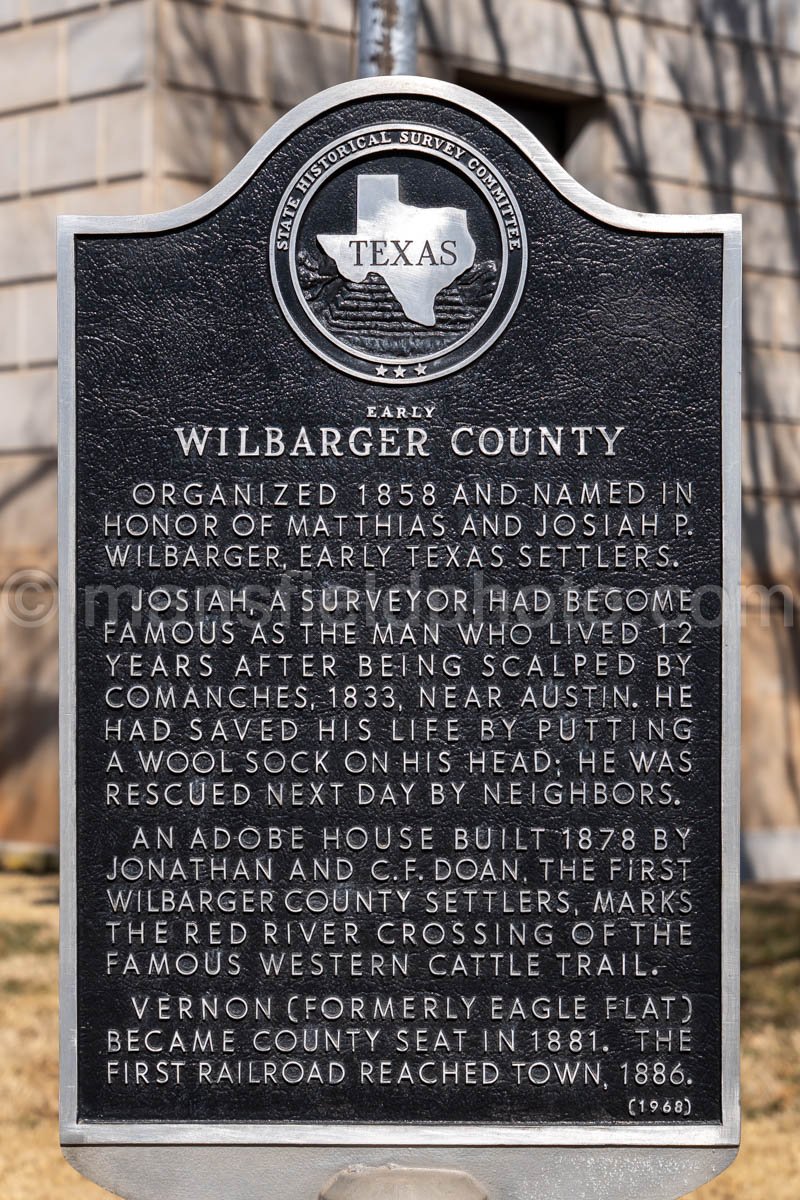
[317,175,476,327]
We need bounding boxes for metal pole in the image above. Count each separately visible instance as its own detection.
[358,0,418,76]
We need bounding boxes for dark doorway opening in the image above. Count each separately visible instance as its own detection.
[457,72,604,165]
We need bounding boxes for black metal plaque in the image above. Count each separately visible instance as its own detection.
[60,78,739,1149]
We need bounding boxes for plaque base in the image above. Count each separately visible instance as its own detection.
[64,1144,737,1200]
[320,1164,486,1200]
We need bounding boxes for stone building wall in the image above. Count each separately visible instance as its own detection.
[0,0,798,875]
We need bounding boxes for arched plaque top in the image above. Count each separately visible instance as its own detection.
[57,75,741,241]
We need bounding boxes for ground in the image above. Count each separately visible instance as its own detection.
[0,873,798,1200]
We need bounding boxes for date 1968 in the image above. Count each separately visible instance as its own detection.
[628,1098,693,1117]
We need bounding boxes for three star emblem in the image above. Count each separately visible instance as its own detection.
[374,363,428,378]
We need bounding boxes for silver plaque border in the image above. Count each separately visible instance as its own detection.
[58,74,741,1150]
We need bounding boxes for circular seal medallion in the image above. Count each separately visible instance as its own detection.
[270,123,527,385]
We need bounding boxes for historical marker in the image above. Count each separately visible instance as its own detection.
[59,77,741,1200]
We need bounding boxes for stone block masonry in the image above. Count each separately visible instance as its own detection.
[0,0,799,870]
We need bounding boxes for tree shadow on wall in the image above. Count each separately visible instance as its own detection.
[171,0,800,823]
[420,0,800,823]
[165,4,356,190]
[568,0,800,822]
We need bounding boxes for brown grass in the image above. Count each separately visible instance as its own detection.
[683,884,800,1199]
[0,873,798,1199]
[0,873,107,1200]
